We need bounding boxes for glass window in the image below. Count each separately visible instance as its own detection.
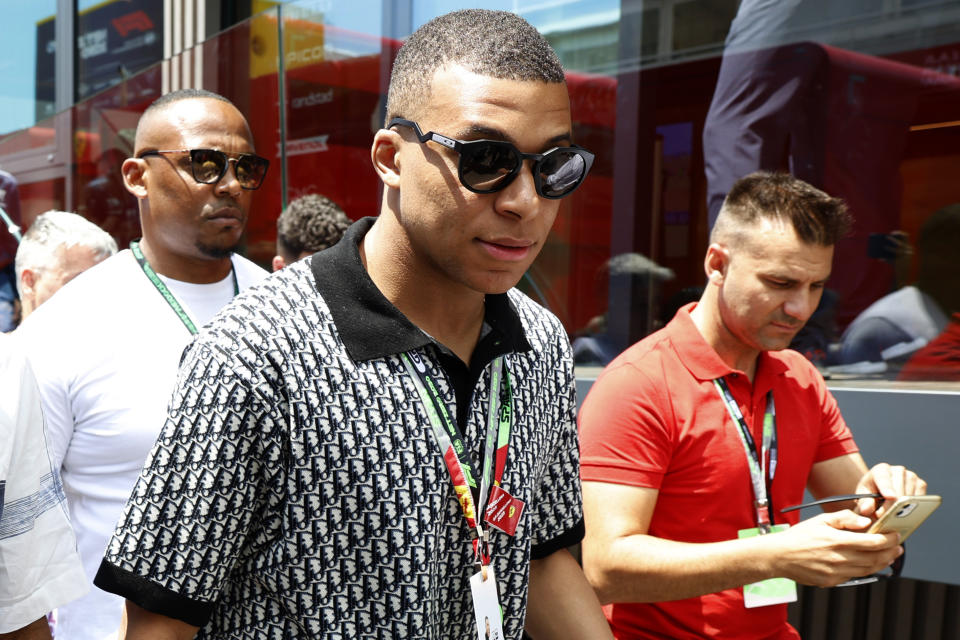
[5,0,960,382]
[0,2,58,137]
[75,0,164,103]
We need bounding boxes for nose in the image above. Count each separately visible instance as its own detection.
[493,160,542,219]
[215,159,244,197]
[783,287,821,322]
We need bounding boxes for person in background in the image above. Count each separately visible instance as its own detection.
[1,332,87,639]
[898,312,960,381]
[579,172,926,640]
[0,169,23,333]
[14,210,117,322]
[94,9,610,639]
[16,88,269,640]
[838,203,960,366]
[272,192,351,271]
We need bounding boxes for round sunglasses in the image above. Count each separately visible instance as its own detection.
[388,118,594,200]
[137,148,270,190]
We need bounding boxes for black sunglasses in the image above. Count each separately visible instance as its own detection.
[781,493,905,587]
[137,148,270,190]
[387,118,594,200]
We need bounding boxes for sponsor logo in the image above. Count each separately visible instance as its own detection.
[292,88,335,109]
[287,45,324,66]
[113,11,155,38]
[280,135,330,157]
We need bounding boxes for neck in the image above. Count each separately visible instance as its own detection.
[362,216,486,365]
[137,237,232,283]
[689,295,760,382]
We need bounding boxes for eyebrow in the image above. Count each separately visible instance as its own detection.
[455,123,573,148]
[764,273,831,286]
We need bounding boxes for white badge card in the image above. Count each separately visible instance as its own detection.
[738,524,798,608]
[470,567,504,640]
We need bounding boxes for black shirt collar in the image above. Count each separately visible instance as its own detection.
[311,217,532,363]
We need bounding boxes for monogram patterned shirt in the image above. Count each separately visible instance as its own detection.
[95,218,584,639]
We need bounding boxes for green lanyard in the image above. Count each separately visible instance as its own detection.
[130,240,238,335]
[400,351,513,567]
[714,378,778,532]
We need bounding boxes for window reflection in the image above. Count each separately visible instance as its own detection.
[2,0,960,383]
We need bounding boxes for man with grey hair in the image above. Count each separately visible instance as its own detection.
[17,88,268,640]
[94,9,608,640]
[15,210,117,321]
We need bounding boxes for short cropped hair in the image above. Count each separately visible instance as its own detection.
[276,194,351,262]
[135,88,236,144]
[385,9,565,124]
[15,210,118,281]
[712,171,852,247]
[144,88,232,117]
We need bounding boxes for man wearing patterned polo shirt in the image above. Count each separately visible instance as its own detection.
[95,9,612,640]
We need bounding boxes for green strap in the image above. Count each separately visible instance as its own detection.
[129,240,238,335]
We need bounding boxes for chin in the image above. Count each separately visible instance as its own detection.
[196,240,240,260]
[759,336,796,352]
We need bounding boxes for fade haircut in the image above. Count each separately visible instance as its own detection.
[276,194,351,262]
[385,9,565,124]
[15,210,118,282]
[712,171,852,247]
[135,88,236,144]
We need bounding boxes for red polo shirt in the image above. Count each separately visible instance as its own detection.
[579,304,858,640]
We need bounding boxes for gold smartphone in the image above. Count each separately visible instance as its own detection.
[866,495,942,542]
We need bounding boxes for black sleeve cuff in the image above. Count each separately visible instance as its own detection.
[529,517,585,560]
[94,560,213,628]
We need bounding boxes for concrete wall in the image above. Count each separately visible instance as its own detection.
[832,387,958,586]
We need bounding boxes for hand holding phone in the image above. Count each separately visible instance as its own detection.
[866,495,941,542]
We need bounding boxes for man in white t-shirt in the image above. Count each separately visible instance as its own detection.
[16,89,270,640]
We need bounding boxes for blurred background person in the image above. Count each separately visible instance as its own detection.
[898,312,960,381]
[78,148,141,247]
[272,192,351,271]
[838,203,960,367]
[1,332,87,638]
[0,168,23,333]
[572,252,674,366]
[14,210,117,323]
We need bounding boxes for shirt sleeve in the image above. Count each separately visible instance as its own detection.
[578,360,674,490]
[0,339,87,633]
[20,330,76,474]
[94,333,287,628]
[813,368,858,462]
[527,336,585,559]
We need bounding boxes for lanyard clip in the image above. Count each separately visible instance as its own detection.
[473,530,492,579]
[755,499,772,533]
[472,531,492,566]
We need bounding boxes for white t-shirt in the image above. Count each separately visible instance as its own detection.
[0,332,87,632]
[16,249,267,640]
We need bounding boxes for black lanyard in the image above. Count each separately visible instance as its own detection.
[130,240,238,335]
[714,378,778,532]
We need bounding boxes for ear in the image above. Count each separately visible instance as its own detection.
[272,255,286,272]
[19,268,37,294]
[122,157,149,198]
[704,243,730,285]
[371,129,402,189]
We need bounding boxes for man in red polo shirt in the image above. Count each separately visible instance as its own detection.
[579,171,928,640]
